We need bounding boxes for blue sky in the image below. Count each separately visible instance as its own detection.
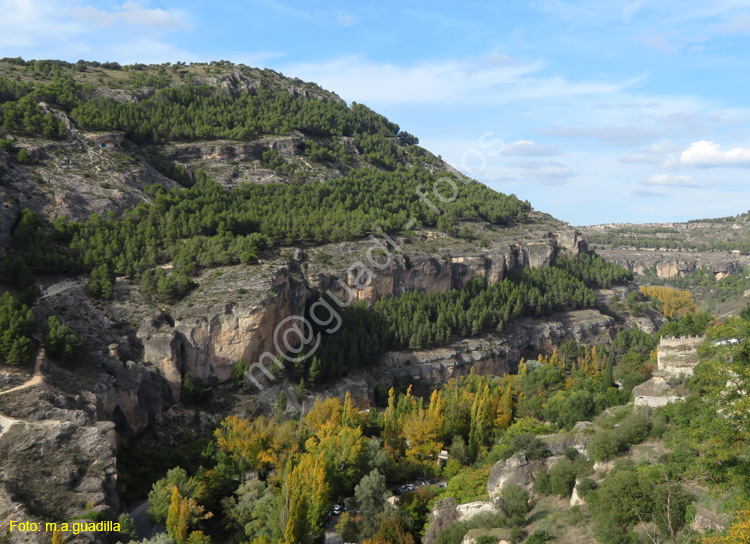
[3,0,750,225]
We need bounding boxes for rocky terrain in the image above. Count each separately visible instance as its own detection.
[0,59,677,543]
[581,217,750,281]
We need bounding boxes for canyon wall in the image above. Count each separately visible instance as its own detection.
[138,232,589,396]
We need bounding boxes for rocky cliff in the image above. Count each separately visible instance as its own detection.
[593,248,750,280]
[138,231,589,397]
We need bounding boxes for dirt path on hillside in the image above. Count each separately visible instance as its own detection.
[0,348,45,396]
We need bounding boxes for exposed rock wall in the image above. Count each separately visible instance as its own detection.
[139,261,310,398]
[379,309,614,384]
[595,249,750,281]
[139,232,589,396]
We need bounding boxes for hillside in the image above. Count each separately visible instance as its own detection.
[581,214,750,317]
[0,59,746,544]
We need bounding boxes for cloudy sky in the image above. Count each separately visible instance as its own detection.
[3,0,750,224]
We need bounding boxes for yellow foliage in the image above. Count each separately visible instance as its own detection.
[640,286,698,318]
[703,510,750,544]
[304,397,343,433]
[166,486,212,544]
[214,415,294,479]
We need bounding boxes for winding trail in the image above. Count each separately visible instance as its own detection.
[0,349,45,397]
[0,349,47,438]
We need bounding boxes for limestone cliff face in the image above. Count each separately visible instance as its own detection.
[595,249,750,280]
[379,309,614,384]
[138,232,588,396]
[139,261,311,398]
[87,359,174,436]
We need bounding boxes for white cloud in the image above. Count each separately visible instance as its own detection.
[679,140,750,167]
[543,125,660,144]
[500,140,559,156]
[281,56,636,106]
[0,0,192,56]
[643,174,697,187]
[716,14,750,35]
[333,11,358,27]
[74,2,191,30]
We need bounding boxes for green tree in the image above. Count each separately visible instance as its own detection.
[355,469,391,538]
[43,315,85,364]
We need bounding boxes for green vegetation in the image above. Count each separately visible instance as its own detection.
[122,284,750,544]
[554,251,633,288]
[303,253,632,384]
[43,315,85,364]
[0,292,36,365]
[3,168,528,301]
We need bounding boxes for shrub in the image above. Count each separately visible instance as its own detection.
[500,484,529,527]
[618,412,651,445]
[534,469,551,495]
[548,458,580,497]
[527,530,554,544]
[588,430,624,462]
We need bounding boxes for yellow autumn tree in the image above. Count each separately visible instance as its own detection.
[383,387,404,458]
[640,286,698,318]
[703,510,750,544]
[341,391,365,428]
[305,421,366,497]
[495,385,513,430]
[166,487,212,544]
[214,415,294,480]
[304,397,343,434]
[285,454,330,543]
[403,389,445,462]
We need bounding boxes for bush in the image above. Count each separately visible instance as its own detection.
[548,458,579,498]
[511,434,550,460]
[588,430,624,462]
[500,484,529,527]
[618,412,651,445]
[534,469,551,495]
[230,358,248,386]
[16,148,31,163]
[526,530,554,544]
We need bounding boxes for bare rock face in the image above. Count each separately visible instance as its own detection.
[487,453,536,498]
[379,309,615,384]
[87,359,174,435]
[456,501,498,522]
[569,478,586,507]
[138,232,591,397]
[0,200,19,253]
[0,420,119,543]
[139,261,311,398]
[594,249,750,281]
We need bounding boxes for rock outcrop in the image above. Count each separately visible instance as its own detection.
[139,259,310,398]
[379,309,614,384]
[139,233,590,396]
[633,335,702,409]
[487,453,549,499]
[0,419,119,544]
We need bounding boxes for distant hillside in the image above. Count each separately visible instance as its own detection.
[580,214,750,316]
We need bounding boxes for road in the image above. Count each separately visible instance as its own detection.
[130,501,154,540]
